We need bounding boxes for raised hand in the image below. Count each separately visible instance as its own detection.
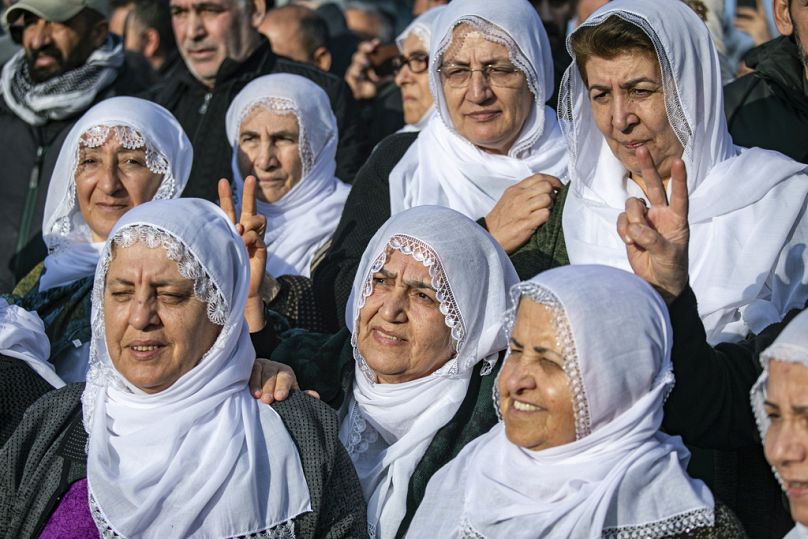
[345,39,384,101]
[486,174,563,254]
[219,177,268,331]
[616,146,690,304]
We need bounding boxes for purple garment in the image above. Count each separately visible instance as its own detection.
[39,478,98,538]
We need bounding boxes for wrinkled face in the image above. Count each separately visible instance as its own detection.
[441,25,534,155]
[104,242,222,394]
[357,249,455,384]
[237,108,303,204]
[20,12,101,83]
[395,34,433,125]
[170,0,257,88]
[584,50,684,185]
[764,360,808,526]
[75,134,164,242]
[499,298,576,451]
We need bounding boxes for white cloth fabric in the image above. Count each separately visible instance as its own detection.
[394,6,445,129]
[82,198,310,539]
[341,205,519,538]
[226,73,349,277]
[408,264,715,538]
[40,96,191,292]
[388,0,568,218]
[785,524,808,539]
[560,0,808,344]
[0,298,63,388]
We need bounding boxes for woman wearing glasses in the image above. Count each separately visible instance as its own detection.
[313,0,569,329]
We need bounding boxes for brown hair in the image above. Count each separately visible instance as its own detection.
[570,15,656,84]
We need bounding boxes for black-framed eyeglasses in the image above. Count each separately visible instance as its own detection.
[437,63,523,88]
[392,53,429,74]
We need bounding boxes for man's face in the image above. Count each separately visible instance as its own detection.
[20,12,102,83]
[170,0,258,88]
[775,0,808,78]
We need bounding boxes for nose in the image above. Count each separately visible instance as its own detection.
[503,357,537,396]
[611,93,640,133]
[129,290,160,331]
[187,9,206,40]
[466,69,494,104]
[766,422,808,469]
[394,64,412,87]
[97,158,125,196]
[26,19,51,51]
[254,136,278,171]
[378,285,408,323]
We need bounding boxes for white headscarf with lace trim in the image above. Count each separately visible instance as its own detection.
[560,0,808,344]
[751,309,808,539]
[388,0,568,218]
[0,298,62,387]
[407,264,715,538]
[39,97,191,292]
[81,198,310,539]
[341,205,519,538]
[226,73,350,277]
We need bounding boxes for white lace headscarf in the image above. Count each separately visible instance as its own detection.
[388,0,568,218]
[560,0,808,344]
[226,73,350,277]
[751,309,808,539]
[39,97,191,292]
[0,298,62,388]
[341,205,519,538]
[408,264,715,539]
[81,198,310,539]
[394,6,445,131]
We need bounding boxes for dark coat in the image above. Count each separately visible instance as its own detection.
[0,59,147,293]
[0,383,368,539]
[150,39,368,202]
[724,35,808,163]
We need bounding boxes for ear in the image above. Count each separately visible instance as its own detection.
[143,27,161,59]
[313,46,332,71]
[773,0,794,36]
[251,0,267,29]
[90,19,109,49]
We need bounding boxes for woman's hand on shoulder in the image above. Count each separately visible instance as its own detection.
[486,174,563,254]
[249,358,321,404]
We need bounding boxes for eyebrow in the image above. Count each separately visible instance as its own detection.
[443,55,510,66]
[377,268,435,291]
[107,277,192,289]
[588,77,659,92]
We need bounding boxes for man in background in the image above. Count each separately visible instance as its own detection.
[258,3,332,71]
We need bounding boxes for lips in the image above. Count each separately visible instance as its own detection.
[508,398,543,413]
[94,201,128,213]
[466,110,501,122]
[371,327,407,346]
[621,140,648,150]
[125,340,167,360]
[187,48,215,60]
[784,479,808,498]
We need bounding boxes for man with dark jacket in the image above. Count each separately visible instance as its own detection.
[0,0,148,293]
[724,0,808,162]
[154,0,367,202]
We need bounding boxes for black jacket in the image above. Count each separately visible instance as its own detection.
[0,60,147,293]
[724,35,808,162]
[150,40,368,201]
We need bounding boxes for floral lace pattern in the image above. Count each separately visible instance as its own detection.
[238,98,315,178]
[350,234,467,383]
[90,492,297,538]
[496,282,591,439]
[343,399,380,456]
[602,507,714,538]
[48,124,177,254]
[459,518,486,538]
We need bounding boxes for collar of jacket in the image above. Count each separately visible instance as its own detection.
[746,35,808,114]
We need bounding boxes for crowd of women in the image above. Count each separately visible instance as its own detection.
[2,0,808,537]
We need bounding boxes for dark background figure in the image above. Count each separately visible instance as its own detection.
[151,0,367,202]
[343,0,395,42]
[310,2,359,77]
[257,3,333,72]
[725,0,808,162]
[0,0,147,293]
[123,0,181,80]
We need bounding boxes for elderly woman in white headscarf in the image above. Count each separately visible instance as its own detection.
[3,96,191,385]
[0,198,367,538]
[393,6,445,132]
[312,0,568,330]
[751,310,808,539]
[408,265,745,538]
[269,204,519,537]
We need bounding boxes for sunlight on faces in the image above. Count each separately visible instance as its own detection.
[395,34,433,125]
[764,360,808,525]
[357,249,455,384]
[75,134,163,243]
[498,298,576,451]
[441,25,533,155]
[104,242,222,394]
[584,50,683,188]
[170,0,258,88]
[237,108,303,204]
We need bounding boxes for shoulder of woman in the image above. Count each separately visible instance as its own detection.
[271,391,341,452]
[369,131,420,173]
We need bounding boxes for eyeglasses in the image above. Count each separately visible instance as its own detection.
[437,63,523,88]
[392,53,429,74]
